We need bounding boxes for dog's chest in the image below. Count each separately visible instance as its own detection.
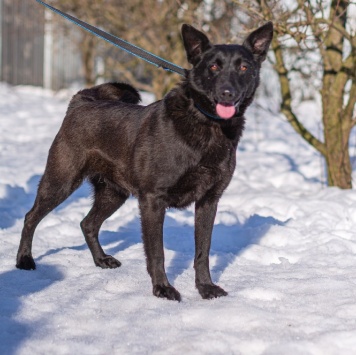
[166,137,236,208]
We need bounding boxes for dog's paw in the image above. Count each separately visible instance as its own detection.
[16,255,36,270]
[197,283,228,299]
[95,255,122,269]
[153,284,181,302]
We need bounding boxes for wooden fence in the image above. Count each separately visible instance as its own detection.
[0,0,82,90]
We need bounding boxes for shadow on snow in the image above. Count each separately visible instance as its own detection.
[0,176,91,229]
[54,213,284,284]
[1,174,285,354]
[0,265,63,355]
[1,174,285,284]
[0,175,40,229]
[1,173,286,285]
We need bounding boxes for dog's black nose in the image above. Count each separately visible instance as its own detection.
[219,87,236,102]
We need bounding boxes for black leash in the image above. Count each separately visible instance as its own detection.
[36,0,186,77]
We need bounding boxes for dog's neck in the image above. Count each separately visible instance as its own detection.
[194,103,225,120]
[184,85,221,120]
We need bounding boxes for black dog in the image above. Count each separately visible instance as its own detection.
[16,23,273,301]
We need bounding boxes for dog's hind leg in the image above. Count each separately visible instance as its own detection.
[80,176,129,269]
[16,150,84,270]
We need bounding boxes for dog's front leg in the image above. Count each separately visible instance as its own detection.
[139,195,181,301]
[195,197,228,299]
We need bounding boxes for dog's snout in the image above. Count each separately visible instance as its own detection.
[219,87,236,102]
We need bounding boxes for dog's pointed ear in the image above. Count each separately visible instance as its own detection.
[181,24,212,65]
[243,22,273,63]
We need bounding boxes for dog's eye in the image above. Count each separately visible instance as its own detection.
[210,64,219,71]
[240,65,248,72]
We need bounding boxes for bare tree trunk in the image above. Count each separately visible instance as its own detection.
[322,104,352,188]
[321,0,352,188]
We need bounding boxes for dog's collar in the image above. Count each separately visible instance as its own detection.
[195,104,225,120]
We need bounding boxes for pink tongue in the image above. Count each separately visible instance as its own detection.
[216,103,236,119]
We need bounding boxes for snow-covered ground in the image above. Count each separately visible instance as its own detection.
[1,82,356,355]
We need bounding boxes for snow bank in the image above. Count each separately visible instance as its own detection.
[1,83,356,354]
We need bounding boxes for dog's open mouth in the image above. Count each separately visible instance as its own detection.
[216,102,238,119]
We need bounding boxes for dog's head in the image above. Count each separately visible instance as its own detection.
[182,23,273,120]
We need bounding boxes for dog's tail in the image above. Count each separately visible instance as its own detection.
[69,82,141,108]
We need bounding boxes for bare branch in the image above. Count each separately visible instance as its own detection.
[271,36,326,155]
